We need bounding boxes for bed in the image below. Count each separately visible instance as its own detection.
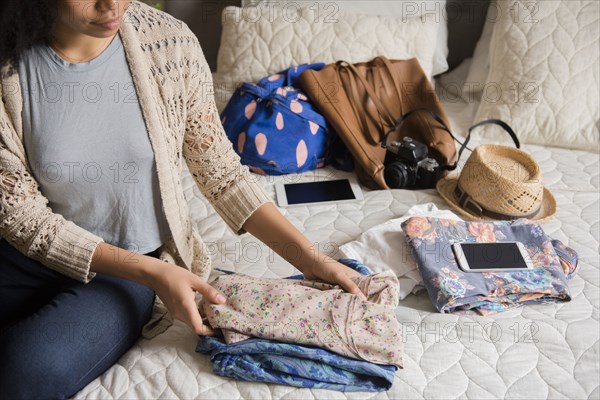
[75,1,599,398]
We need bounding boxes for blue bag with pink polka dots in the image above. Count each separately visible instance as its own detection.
[220,63,333,175]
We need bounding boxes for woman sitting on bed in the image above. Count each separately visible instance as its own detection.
[0,0,363,398]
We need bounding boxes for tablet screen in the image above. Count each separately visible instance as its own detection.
[284,179,356,205]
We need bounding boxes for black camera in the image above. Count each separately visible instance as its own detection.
[383,137,440,189]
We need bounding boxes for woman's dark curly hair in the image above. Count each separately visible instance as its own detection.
[0,0,58,77]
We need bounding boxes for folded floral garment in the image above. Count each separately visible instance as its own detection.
[402,217,579,315]
[203,271,403,368]
[198,259,398,392]
[196,336,397,392]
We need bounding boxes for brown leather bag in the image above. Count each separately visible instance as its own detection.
[299,56,457,189]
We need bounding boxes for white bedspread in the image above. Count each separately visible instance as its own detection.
[75,99,599,399]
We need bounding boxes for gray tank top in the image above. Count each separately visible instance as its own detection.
[19,34,171,253]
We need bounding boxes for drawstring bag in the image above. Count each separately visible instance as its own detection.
[220,63,332,175]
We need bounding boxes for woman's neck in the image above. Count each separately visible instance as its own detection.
[51,23,117,63]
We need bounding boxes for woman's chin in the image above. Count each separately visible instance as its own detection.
[87,19,122,36]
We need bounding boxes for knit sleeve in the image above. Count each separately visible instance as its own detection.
[0,131,103,283]
[182,40,273,234]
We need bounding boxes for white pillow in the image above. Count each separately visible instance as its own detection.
[214,5,442,111]
[474,0,599,150]
[462,0,496,102]
[241,0,449,75]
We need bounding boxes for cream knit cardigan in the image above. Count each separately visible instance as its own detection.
[0,2,272,335]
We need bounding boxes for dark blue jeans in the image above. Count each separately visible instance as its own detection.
[0,239,156,399]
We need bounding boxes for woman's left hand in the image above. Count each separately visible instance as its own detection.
[302,258,367,300]
[242,203,367,299]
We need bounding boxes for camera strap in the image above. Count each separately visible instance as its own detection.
[381,113,521,170]
[456,119,521,164]
[381,108,463,171]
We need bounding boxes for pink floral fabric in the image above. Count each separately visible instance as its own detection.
[203,272,403,368]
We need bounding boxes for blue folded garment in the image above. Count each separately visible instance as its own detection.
[196,336,396,392]
[197,258,397,392]
[402,217,577,315]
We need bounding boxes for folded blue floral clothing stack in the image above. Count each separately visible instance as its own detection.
[196,336,396,392]
[196,259,398,392]
[402,217,579,315]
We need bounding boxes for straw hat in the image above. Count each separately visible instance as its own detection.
[436,145,556,223]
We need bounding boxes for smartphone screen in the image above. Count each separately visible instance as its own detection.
[284,179,357,205]
[456,242,530,270]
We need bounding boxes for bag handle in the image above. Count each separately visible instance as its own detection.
[240,82,330,129]
[241,82,271,100]
[373,57,405,107]
[456,119,521,163]
[338,67,381,144]
[336,59,401,140]
[337,57,455,153]
[341,60,401,127]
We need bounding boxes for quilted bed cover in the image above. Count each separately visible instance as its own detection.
[75,100,600,399]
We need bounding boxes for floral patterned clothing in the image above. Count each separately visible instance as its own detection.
[402,217,578,315]
[196,336,397,392]
[203,271,403,368]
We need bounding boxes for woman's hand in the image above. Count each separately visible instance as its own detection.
[147,262,226,336]
[302,257,366,300]
[242,203,367,298]
[90,242,225,335]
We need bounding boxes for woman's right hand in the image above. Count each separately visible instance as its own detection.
[90,242,225,335]
[147,261,226,336]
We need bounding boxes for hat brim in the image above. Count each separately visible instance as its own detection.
[436,176,557,224]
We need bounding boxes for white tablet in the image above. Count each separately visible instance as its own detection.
[275,178,363,207]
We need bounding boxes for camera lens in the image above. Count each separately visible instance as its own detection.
[384,162,415,189]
